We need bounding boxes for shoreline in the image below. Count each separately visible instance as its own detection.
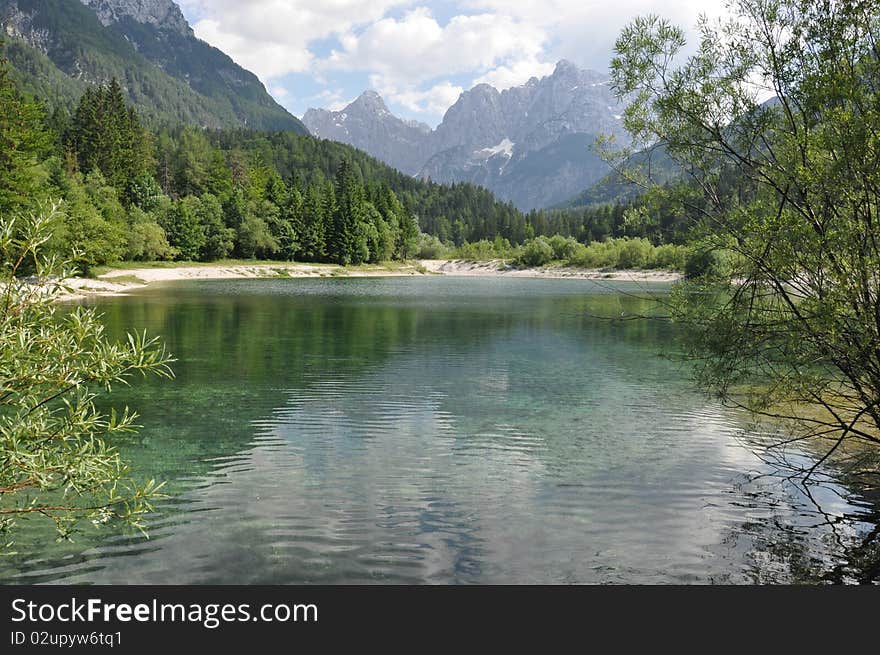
[418,259,682,282]
[61,259,682,300]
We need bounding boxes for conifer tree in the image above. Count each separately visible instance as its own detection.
[329,161,369,265]
[67,79,153,196]
[299,183,327,262]
[0,46,49,216]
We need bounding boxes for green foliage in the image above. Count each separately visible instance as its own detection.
[126,172,164,212]
[159,198,205,261]
[0,207,173,549]
[236,214,277,260]
[506,236,686,269]
[415,233,449,260]
[183,194,234,261]
[616,237,654,269]
[0,0,305,132]
[364,203,393,262]
[652,243,687,271]
[53,174,127,273]
[67,79,153,193]
[125,212,175,261]
[0,46,49,216]
[452,238,513,261]
[297,184,327,262]
[566,241,621,268]
[547,235,580,260]
[396,212,420,260]
[169,127,219,197]
[683,244,736,280]
[612,0,880,464]
[518,237,555,267]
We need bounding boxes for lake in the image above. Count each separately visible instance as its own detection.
[2,276,877,583]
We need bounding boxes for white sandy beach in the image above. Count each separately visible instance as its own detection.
[418,259,682,282]
[61,259,682,299]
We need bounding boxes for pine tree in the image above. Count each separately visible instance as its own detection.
[0,47,49,216]
[299,183,326,262]
[66,79,153,197]
[329,161,369,265]
[278,186,303,261]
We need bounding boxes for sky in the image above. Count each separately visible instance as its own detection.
[176,1,726,127]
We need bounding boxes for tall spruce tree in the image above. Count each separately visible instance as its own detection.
[330,161,369,265]
[0,45,49,216]
[67,79,152,196]
[299,183,327,262]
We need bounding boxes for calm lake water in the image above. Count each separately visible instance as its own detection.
[3,276,878,584]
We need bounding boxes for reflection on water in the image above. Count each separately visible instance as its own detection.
[2,277,877,583]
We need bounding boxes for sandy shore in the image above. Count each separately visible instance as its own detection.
[419,259,682,282]
[61,259,681,299]
[61,262,426,299]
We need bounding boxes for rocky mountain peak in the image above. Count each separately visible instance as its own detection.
[552,59,579,76]
[304,60,627,210]
[466,83,501,102]
[548,59,608,87]
[350,90,390,115]
[302,91,433,174]
[79,0,192,36]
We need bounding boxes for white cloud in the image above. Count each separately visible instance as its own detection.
[321,7,550,116]
[179,1,733,121]
[268,83,289,99]
[195,18,314,78]
[461,1,730,71]
[325,8,546,84]
[370,77,464,115]
[307,89,356,112]
[473,59,555,90]
[182,0,414,80]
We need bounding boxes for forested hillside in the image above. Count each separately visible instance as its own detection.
[0,0,305,131]
[0,0,696,268]
[2,40,691,274]
[0,60,526,270]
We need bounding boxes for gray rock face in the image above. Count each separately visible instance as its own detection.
[422,60,628,209]
[79,0,191,35]
[303,91,431,175]
[2,2,52,53]
[429,84,507,153]
[304,60,629,210]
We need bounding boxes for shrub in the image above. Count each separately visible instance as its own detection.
[1,208,173,550]
[517,237,555,267]
[415,234,449,259]
[684,246,736,279]
[548,234,580,260]
[652,243,687,270]
[616,238,654,269]
[454,240,498,260]
[127,221,175,261]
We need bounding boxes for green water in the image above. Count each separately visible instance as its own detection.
[2,277,876,583]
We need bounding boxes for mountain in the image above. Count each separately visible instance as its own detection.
[303,91,431,174]
[562,144,678,208]
[303,60,628,211]
[561,97,783,209]
[0,0,306,132]
[80,0,190,34]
